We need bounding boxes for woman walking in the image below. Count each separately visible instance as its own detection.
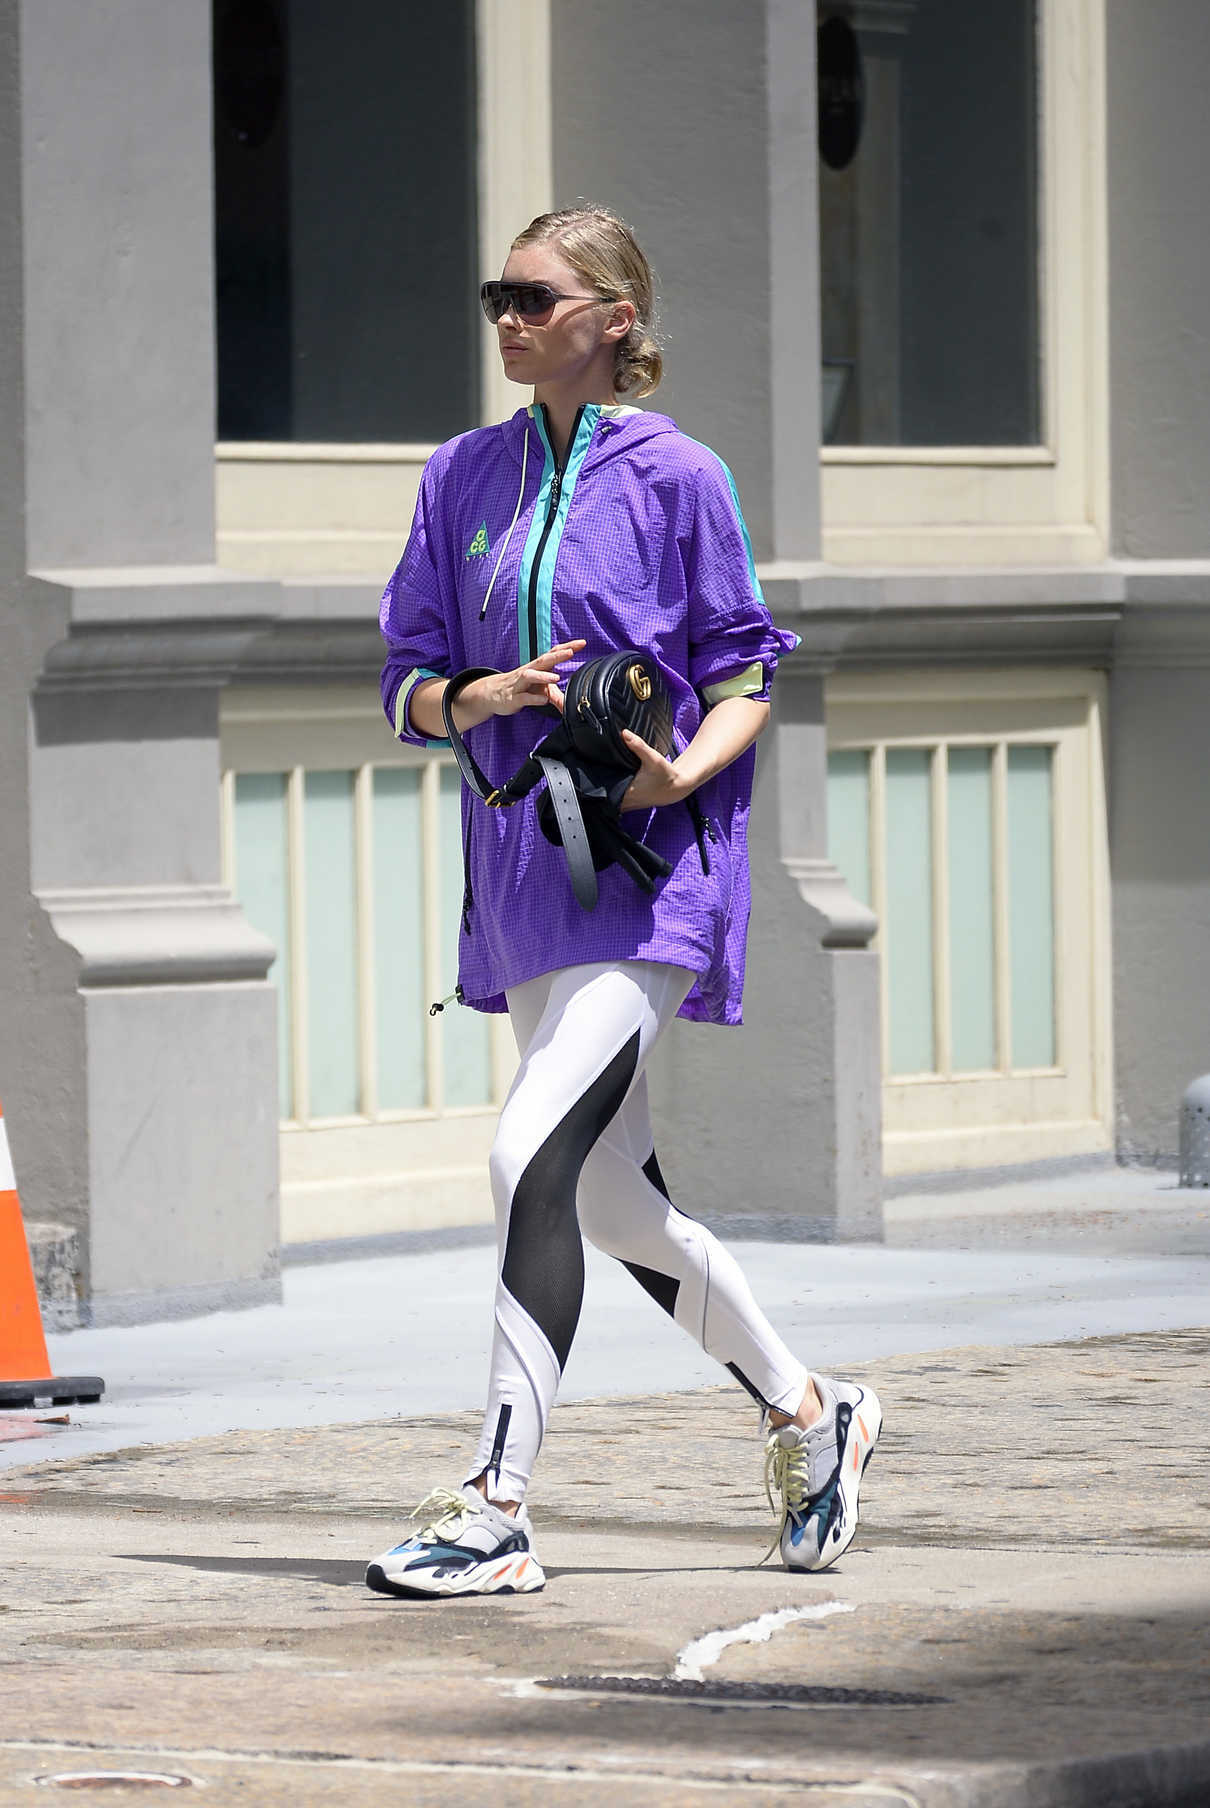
[370,205,880,1597]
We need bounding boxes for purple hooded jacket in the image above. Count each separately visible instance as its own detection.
[379,402,798,1025]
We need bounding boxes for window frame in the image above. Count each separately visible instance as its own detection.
[826,666,1113,1174]
[820,0,1109,566]
[213,0,552,577]
[219,684,513,1243]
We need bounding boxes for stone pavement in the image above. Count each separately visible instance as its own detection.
[1,1326,1208,1805]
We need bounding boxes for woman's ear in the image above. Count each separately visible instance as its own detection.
[603,298,637,342]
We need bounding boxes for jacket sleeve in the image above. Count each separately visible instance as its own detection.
[681,452,799,705]
[379,454,460,748]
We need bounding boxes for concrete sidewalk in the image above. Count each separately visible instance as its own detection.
[0,1166,1207,1804]
[0,1329,1207,1806]
[4,1162,1208,1469]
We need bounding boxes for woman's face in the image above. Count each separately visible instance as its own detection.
[495,242,630,392]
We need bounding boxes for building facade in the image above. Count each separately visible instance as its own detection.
[1,0,1207,1324]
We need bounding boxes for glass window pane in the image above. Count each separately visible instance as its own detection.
[439,766,493,1107]
[1007,745,1056,1068]
[819,0,1039,445]
[885,748,935,1075]
[947,747,996,1071]
[372,768,427,1111]
[232,772,292,1119]
[213,0,479,441]
[827,749,872,907]
[304,770,360,1117]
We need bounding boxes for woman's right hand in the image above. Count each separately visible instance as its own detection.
[471,641,586,721]
[406,643,585,740]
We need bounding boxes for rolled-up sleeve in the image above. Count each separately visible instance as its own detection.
[682,453,799,705]
[379,456,459,748]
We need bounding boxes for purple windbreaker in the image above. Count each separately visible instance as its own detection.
[379,402,798,1025]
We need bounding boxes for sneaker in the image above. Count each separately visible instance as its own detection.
[763,1375,882,1572]
[365,1486,546,1599]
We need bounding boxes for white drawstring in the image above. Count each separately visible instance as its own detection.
[480,426,530,620]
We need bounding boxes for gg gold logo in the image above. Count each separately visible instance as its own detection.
[627,664,652,702]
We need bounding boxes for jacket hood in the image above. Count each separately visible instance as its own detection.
[501,402,679,471]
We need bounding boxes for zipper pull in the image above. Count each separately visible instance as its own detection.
[429,984,465,1016]
[547,467,562,516]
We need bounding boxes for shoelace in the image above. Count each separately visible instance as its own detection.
[409,1486,477,1542]
[760,1430,812,1565]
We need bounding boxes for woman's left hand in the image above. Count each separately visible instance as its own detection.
[618,730,693,812]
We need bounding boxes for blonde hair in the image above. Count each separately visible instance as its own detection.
[511,205,663,398]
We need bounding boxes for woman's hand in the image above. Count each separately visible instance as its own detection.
[408,642,585,739]
[618,730,693,812]
[619,695,771,812]
[471,642,586,721]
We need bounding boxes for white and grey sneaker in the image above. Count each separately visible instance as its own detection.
[365,1486,545,1599]
[763,1374,882,1572]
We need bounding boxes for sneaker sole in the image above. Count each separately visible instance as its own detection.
[365,1551,546,1599]
[783,1386,883,1574]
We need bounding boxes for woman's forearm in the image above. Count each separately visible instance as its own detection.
[672,695,770,793]
[405,675,494,741]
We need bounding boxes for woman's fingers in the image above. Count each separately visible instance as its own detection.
[534,640,586,670]
[621,728,665,769]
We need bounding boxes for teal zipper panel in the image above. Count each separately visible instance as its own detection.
[515,403,599,663]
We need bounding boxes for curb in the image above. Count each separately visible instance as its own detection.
[25,1221,82,1332]
[877,1738,1210,1807]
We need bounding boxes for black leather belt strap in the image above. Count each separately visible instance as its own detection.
[536,752,599,908]
[440,668,505,802]
[437,664,674,913]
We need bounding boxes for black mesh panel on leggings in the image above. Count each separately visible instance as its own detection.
[500,1031,640,1372]
[622,1149,775,1411]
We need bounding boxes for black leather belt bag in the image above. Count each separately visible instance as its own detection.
[441,650,710,911]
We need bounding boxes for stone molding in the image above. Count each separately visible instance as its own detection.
[781,855,879,949]
[37,884,276,988]
[24,558,1210,694]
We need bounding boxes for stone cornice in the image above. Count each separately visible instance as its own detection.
[23,559,1210,691]
[37,884,277,987]
[761,561,1210,671]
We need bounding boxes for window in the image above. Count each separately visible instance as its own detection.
[818,0,1108,565]
[826,670,1112,1172]
[212,0,553,577]
[819,0,1039,447]
[213,0,479,444]
[220,688,508,1242]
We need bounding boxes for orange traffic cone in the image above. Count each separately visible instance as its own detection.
[0,1101,103,1408]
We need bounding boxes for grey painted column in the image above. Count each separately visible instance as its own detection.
[1104,3,1210,1165]
[552,0,883,1235]
[0,1,282,1323]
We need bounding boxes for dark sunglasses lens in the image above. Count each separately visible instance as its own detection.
[514,285,557,323]
[481,282,562,325]
[480,282,505,323]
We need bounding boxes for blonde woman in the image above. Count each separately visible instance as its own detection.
[371,206,881,1597]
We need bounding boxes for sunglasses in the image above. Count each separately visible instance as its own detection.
[480,280,617,326]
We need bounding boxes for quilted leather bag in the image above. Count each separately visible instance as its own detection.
[441,650,708,911]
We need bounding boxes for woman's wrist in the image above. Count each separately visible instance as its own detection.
[668,756,705,799]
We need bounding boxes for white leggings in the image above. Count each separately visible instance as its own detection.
[470,960,809,1501]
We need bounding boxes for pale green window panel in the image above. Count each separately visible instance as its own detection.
[1007,745,1056,1068]
[439,765,493,1106]
[827,749,872,908]
[885,749,935,1075]
[304,770,361,1117]
[233,772,292,1119]
[372,768,427,1111]
[947,747,997,1071]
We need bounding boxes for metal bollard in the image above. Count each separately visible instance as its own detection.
[1179,1073,1210,1187]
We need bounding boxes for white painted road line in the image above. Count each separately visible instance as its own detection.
[673,1600,855,1682]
